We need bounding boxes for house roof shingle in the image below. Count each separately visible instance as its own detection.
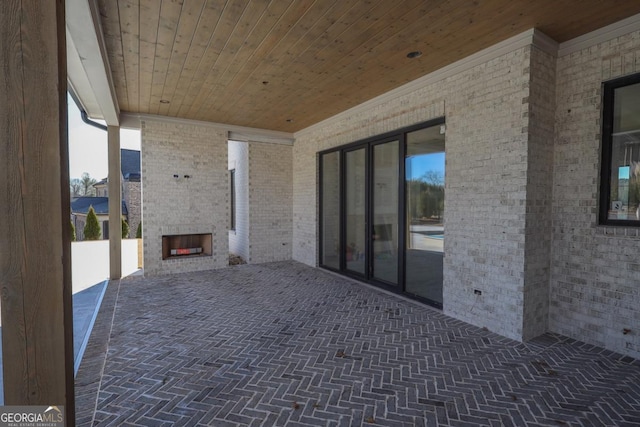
[71,196,127,216]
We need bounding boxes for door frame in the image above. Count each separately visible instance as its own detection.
[318,117,446,308]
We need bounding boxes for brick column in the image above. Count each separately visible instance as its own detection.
[521,45,557,340]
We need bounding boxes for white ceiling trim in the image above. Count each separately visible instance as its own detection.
[532,29,560,57]
[227,131,295,146]
[66,32,99,114]
[66,0,120,125]
[121,112,295,145]
[558,12,640,57]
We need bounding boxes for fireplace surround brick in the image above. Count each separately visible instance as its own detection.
[141,119,229,275]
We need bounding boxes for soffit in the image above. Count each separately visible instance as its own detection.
[97,0,640,133]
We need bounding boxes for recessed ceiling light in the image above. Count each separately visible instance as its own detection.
[406,51,422,59]
[160,99,170,104]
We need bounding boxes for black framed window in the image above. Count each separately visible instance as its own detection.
[230,169,236,230]
[601,73,640,226]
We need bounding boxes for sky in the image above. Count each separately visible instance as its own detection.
[68,94,140,180]
[407,152,445,182]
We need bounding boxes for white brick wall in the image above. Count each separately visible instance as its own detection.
[248,142,293,263]
[141,120,229,275]
[522,45,556,340]
[294,46,533,341]
[228,141,249,261]
[229,140,293,263]
[551,30,640,358]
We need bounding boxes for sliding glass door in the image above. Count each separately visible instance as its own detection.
[371,141,399,284]
[345,148,367,275]
[321,151,340,269]
[404,127,445,304]
[319,119,445,308]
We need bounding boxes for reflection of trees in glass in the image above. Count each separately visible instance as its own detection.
[422,170,444,187]
[408,170,444,221]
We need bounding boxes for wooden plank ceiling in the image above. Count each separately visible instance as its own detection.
[98,0,640,132]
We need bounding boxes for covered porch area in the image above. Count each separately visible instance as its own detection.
[3,0,640,423]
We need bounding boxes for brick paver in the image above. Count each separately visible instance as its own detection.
[76,262,640,426]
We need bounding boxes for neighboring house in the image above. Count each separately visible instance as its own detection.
[87,149,141,237]
[71,196,127,240]
[93,178,108,197]
[121,149,141,237]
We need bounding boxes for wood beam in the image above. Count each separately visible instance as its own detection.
[108,126,122,279]
[0,0,75,423]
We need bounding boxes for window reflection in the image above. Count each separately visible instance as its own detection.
[321,152,340,269]
[345,149,366,275]
[405,125,445,304]
[608,82,640,221]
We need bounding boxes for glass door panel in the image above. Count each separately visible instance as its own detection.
[321,152,340,269]
[372,141,399,284]
[405,126,445,305]
[345,148,366,275]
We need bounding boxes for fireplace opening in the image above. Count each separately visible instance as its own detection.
[162,233,212,260]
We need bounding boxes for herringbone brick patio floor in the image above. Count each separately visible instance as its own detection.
[75,262,640,426]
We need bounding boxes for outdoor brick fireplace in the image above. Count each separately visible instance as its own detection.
[162,233,212,260]
[142,120,229,275]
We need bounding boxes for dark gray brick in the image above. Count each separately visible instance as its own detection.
[76,262,640,426]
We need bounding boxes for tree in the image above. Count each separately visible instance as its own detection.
[84,206,101,240]
[70,172,97,196]
[122,218,130,239]
[80,172,97,196]
[71,220,76,242]
[135,221,142,239]
[70,178,83,197]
